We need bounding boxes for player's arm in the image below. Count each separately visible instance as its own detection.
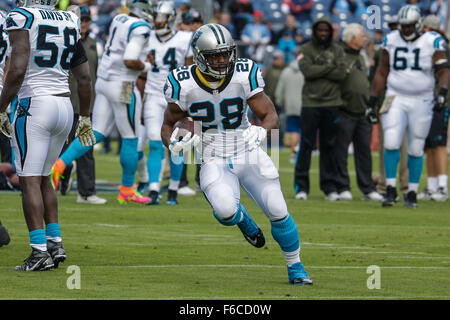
[298,51,334,80]
[0,29,29,113]
[432,50,450,111]
[247,91,279,136]
[136,72,147,97]
[161,102,189,148]
[370,49,390,99]
[123,35,151,71]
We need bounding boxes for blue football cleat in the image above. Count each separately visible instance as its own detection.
[288,262,313,285]
[237,207,265,248]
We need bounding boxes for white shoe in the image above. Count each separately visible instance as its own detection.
[338,190,352,200]
[417,188,434,200]
[177,186,196,196]
[295,191,307,200]
[362,191,383,201]
[431,187,448,202]
[325,192,340,201]
[77,194,107,205]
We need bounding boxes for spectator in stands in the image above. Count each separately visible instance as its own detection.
[282,0,314,33]
[276,54,305,164]
[294,29,308,47]
[335,23,382,201]
[294,15,347,201]
[60,5,107,205]
[180,10,203,32]
[219,12,237,39]
[278,29,297,64]
[241,10,271,65]
[263,50,286,114]
[418,14,449,201]
[228,0,254,39]
[275,14,299,43]
[330,0,367,17]
[430,0,448,28]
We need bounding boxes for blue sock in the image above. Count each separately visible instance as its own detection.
[29,229,47,251]
[120,138,138,187]
[271,215,299,253]
[169,152,184,182]
[213,206,243,226]
[384,149,400,180]
[45,223,61,238]
[148,141,164,184]
[408,154,423,184]
[60,130,104,166]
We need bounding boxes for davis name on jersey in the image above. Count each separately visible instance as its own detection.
[5,7,80,99]
[383,30,446,97]
[98,13,151,82]
[144,30,193,97]
[164,58,264,160]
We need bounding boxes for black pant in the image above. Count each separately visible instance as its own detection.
[334,114,376,194]
[61,113,96,197]
[0,133,11,164]
[294,106,340,195]
[179,163,201,188]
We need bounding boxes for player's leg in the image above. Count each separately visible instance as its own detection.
[12,97,69,271]
[430,107,449,201]
[381,98,408,206]
[238,149,312,285]
[41,97,75,267]
[143,96,167,204]
[200,161,265,247]
[136,122,149,194]
[405,97,433,207]
[51,79,112,190]
[113,86,150,204]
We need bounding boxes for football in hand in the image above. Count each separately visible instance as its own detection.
[173,117,195,140]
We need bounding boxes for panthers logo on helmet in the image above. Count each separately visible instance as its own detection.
[6,17,17,28]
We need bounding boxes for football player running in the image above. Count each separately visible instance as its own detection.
[51,0,154,204]
[368,5,449,208]
[136,0,194,205]
[161,24,312,285]
[0,0,95,270]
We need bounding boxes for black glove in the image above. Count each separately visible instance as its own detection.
[433,87,448,112]
[365,95,378,124]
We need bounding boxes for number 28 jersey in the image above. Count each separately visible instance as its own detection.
[164,58,264,160]
[383,30,446,97]
[6,7,80,99]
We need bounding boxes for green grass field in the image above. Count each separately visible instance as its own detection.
[1,146,449,300]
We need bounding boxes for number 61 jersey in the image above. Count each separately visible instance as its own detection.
[164,58,264,160]
[5,7,80,99]
[383,30,446,97]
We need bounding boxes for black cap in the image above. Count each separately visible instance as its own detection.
[80,6,91,19]
[182,10,202,24]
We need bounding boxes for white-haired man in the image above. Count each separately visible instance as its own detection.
[334,23,383,202]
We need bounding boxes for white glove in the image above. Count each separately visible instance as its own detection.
[0,112,12,139]
[76,116,96,147]
[243,125,267,151]
[169,127,200,155]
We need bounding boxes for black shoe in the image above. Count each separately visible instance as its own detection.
[404,191,418,208]
[147,190,160,205]
[47,240,66,268]
[167,189,178,205]
[60,163,74,196]
[382,185,398,207]
[14,248,54,271]
[0,220,10,247]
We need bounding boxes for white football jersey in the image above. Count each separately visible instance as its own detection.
[144,30,193,97]
[98,13,151,82]
[5,7,80,99]
[164,58,264,160]
[383,30,446,97]
[0,16,10,92]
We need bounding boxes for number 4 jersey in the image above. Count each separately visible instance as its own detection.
[6,7,80,99]
[164,58,264,160]
[383,30,446,97]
